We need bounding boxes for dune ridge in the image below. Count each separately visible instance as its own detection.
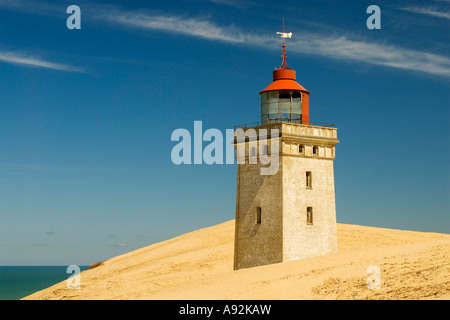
[23,220,450,300]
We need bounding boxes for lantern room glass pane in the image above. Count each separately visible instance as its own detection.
[261,92,268,105]
[261,113,268,124]
[291,113,301,123]
[261,103,269,117]
[268,102,278,114]
[268,113,278,122]
[268,92,278,102]
[279,92,290,101]
[291,101,301,114]
[292,91,301,102]
[279,101,290,114]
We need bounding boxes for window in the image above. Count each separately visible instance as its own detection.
[278,92,291,101]
[256,207,262,224]
[268,91,278,102]
[299,144,304,154]
[306,171,312,189]
[307,207,313,225]
[250,146,256,157]
[313,146,318,156]
[262,144,268,156]
[292,91,302,102]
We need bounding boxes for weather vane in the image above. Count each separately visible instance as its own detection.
[276,17,292,69]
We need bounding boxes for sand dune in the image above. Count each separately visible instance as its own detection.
[23,220,449,300]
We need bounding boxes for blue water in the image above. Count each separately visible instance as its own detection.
[0,266,88,300]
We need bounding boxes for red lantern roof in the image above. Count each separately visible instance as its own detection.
[259,68,309,94]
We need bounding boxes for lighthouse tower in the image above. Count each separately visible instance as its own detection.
[233,25,339,270]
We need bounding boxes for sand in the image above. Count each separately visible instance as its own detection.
[23,220,449,300]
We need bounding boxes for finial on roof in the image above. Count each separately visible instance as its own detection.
[275,17,292,69]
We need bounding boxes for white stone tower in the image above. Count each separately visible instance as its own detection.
[233,27,339,270]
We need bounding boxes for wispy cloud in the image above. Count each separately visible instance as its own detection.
[287,35,450,77]
[101,10,450,77]
[400,6,450,20]
[0,51,84,72]
[0,0,61,15]
[0,0,449,77]
[97,10,256,44]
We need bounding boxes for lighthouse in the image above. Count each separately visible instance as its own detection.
[233,24,339,270]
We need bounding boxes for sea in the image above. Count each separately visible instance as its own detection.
[0,266,88,300]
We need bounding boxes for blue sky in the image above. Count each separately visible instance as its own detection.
[0,0,449,265]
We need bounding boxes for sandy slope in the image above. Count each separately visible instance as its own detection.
[23,220,449,300]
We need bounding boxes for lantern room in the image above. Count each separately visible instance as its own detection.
[259,27,310,126]
[260,68,310,125]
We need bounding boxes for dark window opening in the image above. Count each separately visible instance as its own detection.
[262,144,268,155]
[299,144,304,154]
[307,207,313,225]
[292,92,301,102]
[279,92,291,101]
[256,207,262,224]
[306,171,312,189]
[313,146,318,156]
